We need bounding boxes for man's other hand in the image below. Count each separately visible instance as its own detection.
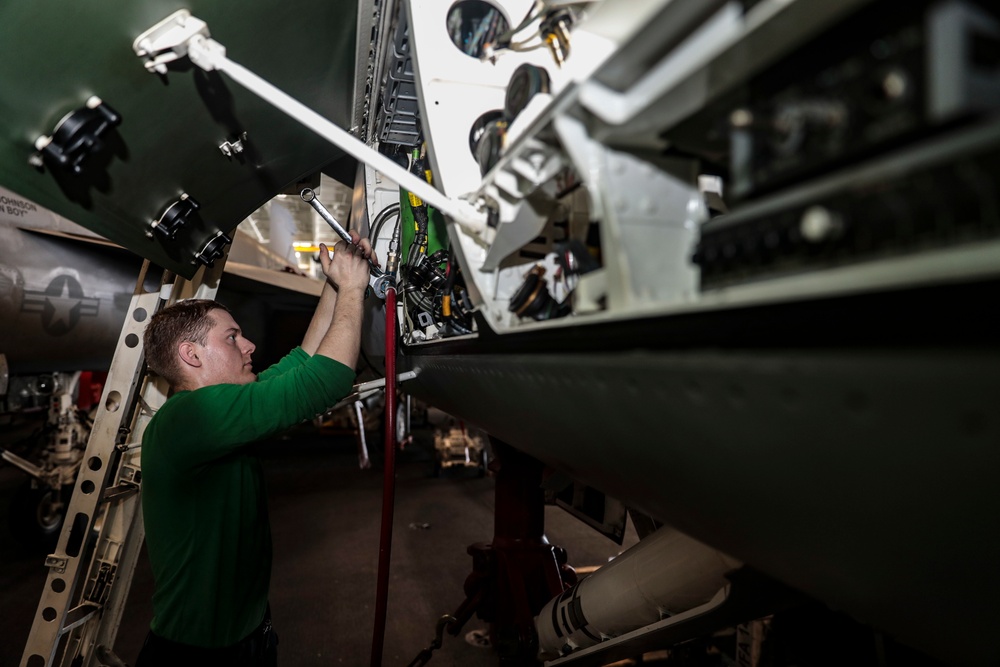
[318,231,378,293]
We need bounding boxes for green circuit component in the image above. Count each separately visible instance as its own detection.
[399,187,449,264]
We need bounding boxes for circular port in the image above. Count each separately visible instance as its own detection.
[447,1,510,59]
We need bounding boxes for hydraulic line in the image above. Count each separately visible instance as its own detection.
[370,225,401,667]
[371,205,401,255]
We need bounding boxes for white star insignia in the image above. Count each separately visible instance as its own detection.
[46,279,78,329]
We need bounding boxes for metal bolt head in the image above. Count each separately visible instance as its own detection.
[882,69,908,100]
[730,108,753,128]
[800,206,842,242]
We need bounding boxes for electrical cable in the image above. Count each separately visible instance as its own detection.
[494,0,545,48]
[370,205,401,255]
[402,303,416,337]
[440,248,457,321]
[405,289,435,313]
[506,37,546,53]
[359,206,399,377]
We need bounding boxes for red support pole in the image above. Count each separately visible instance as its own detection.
[370,286,397,666]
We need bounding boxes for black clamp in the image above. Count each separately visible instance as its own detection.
[195,230,232,267]
[150,194,200,240]
[33,96,121,174]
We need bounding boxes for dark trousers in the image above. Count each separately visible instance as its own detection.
[135,608,278,667]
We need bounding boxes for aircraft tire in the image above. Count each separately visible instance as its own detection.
[9,479,68,551]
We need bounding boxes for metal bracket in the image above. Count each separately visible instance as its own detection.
[416,311,435,328]
[327,371,419,412]
[219,133,247,157]
[84,561,118,606]
[102,482,139,503]
[103,466,141,503]
[135,394,158,420]
[119,466,140,484]
[132,9,212,75]
[355,371,419,394]
[62,603,100,633]
[45,555,69,574]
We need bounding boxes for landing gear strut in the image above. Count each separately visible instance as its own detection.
[447,440,576,664]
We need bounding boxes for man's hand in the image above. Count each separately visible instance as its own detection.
[318,231,378,293]
[312,231,378,368]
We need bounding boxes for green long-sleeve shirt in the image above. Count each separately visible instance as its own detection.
[141,347,354,647]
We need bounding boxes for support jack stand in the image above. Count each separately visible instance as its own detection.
[445,441,577,664]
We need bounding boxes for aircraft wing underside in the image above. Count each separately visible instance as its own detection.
[0,1,363,278]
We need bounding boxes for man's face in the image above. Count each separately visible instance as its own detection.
[195,309,257,386]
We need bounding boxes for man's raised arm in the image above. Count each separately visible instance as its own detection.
[305,234,376,369]
[301,280,337,356]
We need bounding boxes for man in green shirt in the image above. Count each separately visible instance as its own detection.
[136,232,375,666]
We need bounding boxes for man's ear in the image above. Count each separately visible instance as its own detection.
[178,341,202,369]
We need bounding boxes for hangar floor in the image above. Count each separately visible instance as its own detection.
[0,419,636,667]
